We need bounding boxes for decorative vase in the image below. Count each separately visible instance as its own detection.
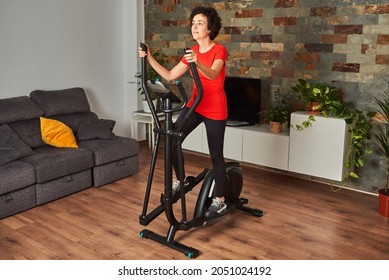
[308,101,320,115]
[269,121,282,133]
[378,189,389,217]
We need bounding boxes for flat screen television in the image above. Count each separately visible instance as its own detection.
[224,76,261,125]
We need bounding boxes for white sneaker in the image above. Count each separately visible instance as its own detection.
[207,198,227,215]
[172,179,189,194]
[172,179,181,194]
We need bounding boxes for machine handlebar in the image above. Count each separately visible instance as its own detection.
[176,48,204,131]
[140,43,161,130]
[139,43,204,133]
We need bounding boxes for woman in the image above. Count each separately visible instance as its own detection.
[138,6,227,217]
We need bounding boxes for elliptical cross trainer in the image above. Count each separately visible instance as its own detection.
[138,43,263,258]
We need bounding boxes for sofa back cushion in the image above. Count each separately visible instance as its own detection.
[0,96,43,125]
[0,124,34,166]
[50,112,99,133]
[8,119,46,148]
[77,119,116,140]
[30,87,91,116]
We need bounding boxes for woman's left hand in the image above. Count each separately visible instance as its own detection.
[184,50,197,64]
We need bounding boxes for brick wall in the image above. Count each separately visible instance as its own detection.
[143,0,389,193]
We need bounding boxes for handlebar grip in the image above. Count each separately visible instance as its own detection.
[140,42,148,53]
[184,48,203,98]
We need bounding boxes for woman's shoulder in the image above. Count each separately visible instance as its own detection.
[213,43,227,56]
[212,43,227,59]
[213,43,226,51]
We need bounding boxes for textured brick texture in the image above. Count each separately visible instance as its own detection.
[143,0,389,193]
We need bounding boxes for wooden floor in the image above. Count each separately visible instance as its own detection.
[1,141,388,260]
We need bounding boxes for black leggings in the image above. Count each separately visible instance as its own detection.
[173,107,226,197]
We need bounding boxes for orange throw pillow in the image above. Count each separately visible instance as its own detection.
[40,117,78,148]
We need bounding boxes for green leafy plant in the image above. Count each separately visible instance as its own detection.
[290,79,343,130]
[291,79,341,113]
[370,80,389,195]
[261,92,291,124]
[343,110,373,179]
[291,115,316,131]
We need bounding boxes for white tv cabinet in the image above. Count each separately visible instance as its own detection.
[180,111,351,182]
[182,123,290,171]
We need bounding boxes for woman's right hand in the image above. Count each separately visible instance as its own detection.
[138,44,150,58]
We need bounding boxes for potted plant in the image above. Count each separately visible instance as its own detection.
[290,79,343,130]
[370,82,389,217]
[291,79,340,115]
[290,78,373,181]
[261,92,291,133]
[134,49,168,112]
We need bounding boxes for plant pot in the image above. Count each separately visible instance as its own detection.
[142,99,157,113]
[378,189,389,217]
[269,121,282,133]
[308,101,320,115]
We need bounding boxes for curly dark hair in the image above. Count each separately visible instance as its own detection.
[189,6,222,40]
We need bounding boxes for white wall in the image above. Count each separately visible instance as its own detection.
[0,0,141,137]
[124,0,145,140]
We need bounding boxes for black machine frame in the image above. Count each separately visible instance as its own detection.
[138,43,263,258]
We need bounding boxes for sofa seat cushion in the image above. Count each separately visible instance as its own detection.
[20,146,94,183]
[0,161,36,195]
[79,136,139,166]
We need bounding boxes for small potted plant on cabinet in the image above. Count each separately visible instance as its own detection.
[291,78,340,115]
[261,92,291,133]
[370,83,389,217]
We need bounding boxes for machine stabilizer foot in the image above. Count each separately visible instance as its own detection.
[140,229,199,258]
[238,205,264,217]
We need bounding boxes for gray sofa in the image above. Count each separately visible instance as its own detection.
[0,87,139,219]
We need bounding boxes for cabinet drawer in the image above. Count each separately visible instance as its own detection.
[242,128,289,170]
